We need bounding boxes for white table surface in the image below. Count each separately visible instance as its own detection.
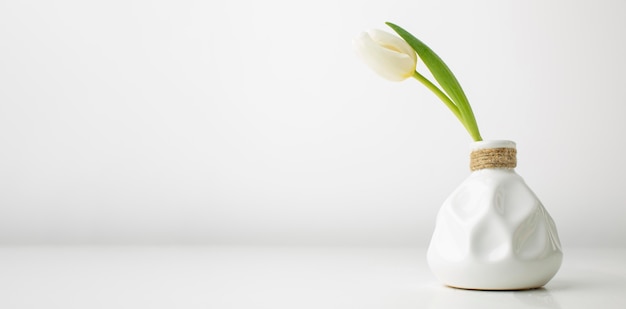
[1,246,625,308]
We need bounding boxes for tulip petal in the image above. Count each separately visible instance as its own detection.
[353,31,417,81]
[367,29,417,65]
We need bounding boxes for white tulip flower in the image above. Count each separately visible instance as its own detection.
[354,22,483,141]
[353,29,418,81]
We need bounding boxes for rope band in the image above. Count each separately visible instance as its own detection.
[470,148,517,171]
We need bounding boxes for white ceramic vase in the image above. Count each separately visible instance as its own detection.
[427,140,562,290]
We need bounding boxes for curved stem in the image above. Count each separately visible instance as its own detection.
[464,109,483,141]
[412,71,483,141]
[411,71,469,134]
[456,97,483,141]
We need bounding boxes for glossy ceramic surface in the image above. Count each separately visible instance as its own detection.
[427,140,563,290]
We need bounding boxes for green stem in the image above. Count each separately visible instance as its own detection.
[455,96,482,141]
[411,71,483,141]
[465,104,483,142]
[464,108,483,141]
[411,71,469,134]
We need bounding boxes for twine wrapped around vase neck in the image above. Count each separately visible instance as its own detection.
[470,147,517,171]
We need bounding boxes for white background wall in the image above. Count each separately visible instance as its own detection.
[1,0,625,247]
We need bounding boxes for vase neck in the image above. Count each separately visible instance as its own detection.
[469,140,517,171]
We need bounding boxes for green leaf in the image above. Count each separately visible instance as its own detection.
[386,22,482,141]
[385,22,468,112]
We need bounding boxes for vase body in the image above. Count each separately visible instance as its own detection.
[427,140,562,290]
